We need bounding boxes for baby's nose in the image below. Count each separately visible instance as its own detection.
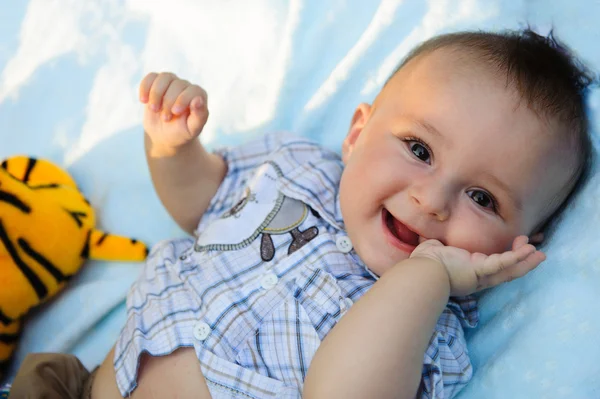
[411,193,450,222]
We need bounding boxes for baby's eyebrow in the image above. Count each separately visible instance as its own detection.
[482,171,523,211]
[413,118,442,139]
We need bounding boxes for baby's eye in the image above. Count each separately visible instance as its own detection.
[468,190,497,212]
[409,141,431,164]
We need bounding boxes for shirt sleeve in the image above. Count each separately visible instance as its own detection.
[195,132,302,235]
[417,297,479,399]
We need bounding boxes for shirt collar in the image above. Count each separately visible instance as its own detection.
[267,142,346,232]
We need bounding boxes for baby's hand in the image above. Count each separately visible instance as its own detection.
[410,236,546,296]
[139,72,208,156]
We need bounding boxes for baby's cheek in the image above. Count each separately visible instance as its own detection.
[448,222,514,255]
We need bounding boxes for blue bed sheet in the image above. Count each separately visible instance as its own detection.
[1,1,599,397]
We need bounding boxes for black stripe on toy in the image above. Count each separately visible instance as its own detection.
[0,191,31,213]
[23,158,36,183]
[0,331,20,344]
[0,309,13,325]
[0,160,7,170]
[30,183,60,189]
[81,230,91,258]
[67,211,87,227]
[18,238,67,283]
[0,220,47,300]
[96,233,108,245]
[0,359,11,371]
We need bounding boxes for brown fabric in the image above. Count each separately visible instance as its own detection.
[9,353,98,399]
[81,367,98,399]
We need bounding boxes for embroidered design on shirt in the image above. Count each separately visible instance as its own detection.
[287,226,319,255]
[194,162,319,257]
[259,196,318,261]
[260,234,276,261]
[221,188,257,219]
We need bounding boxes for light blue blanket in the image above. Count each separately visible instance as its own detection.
[1,1,599,397]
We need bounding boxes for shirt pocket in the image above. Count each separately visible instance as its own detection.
[234,295,321,396]
[233,268,352,386]
[292,267,353,340]
[196,331,300,399]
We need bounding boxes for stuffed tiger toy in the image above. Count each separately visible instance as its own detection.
[0,156,148,378]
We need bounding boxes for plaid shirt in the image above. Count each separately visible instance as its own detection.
[114,133,478,399]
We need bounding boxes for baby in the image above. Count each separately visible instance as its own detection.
[76,28,592,399]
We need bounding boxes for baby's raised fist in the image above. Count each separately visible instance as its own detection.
[140,72,209,156]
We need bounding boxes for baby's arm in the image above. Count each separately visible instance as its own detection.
[304,236,545,399]
[304,257,450,399]
[140,73,226,234]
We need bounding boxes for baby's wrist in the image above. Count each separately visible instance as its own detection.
[145,133,197,158]
[408,253,452,289]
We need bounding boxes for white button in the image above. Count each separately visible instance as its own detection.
[193,322,211,341]
[336,236,353,253]
[260,272,279,290]
[343,297,353,308]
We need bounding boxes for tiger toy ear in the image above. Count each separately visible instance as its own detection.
[0,156,148,371]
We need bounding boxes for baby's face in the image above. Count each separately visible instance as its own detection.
[339,49,577,276]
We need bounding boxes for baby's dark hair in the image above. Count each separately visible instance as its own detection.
[389,28,596,238]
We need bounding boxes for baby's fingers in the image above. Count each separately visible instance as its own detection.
[146,72,178,112]
[139,72,158,103]
[481,244,536,276]
[170,85,207,116]
[186,96,209,137]
[482,250,546,289]
[161,79,191,121]
[512,235,530,251]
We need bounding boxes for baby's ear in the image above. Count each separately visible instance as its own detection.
[529,232,544,245]
[342,103,371,164]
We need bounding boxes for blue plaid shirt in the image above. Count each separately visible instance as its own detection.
[114,133,478,398]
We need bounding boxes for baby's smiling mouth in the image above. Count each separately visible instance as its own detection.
[383,208,420,249]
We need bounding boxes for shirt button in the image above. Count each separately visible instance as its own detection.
[343,297,353,309]
[260,272,279,290]
[193,322,211,341]
[336,236,353,253]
